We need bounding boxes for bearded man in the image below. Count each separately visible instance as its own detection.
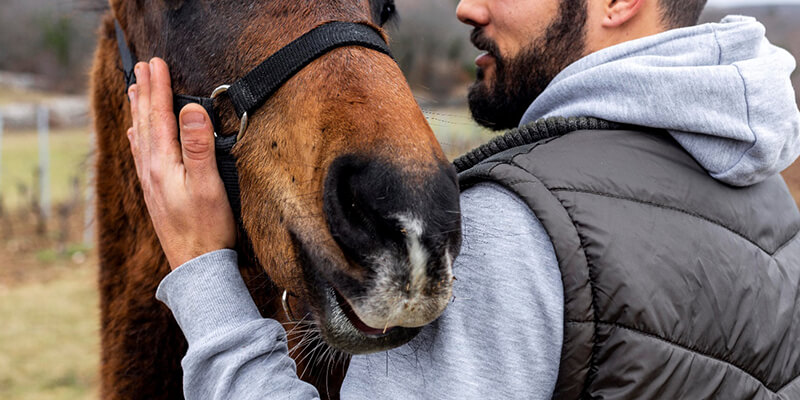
[126,0,800,398]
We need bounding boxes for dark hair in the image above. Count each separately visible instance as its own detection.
[659,0,708,28]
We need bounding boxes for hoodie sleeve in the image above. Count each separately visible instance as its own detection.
[156,250,321,400]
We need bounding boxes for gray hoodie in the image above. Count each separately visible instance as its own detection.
[157,16,800,400]
[521,15,800,187]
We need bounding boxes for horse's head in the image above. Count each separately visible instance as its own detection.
[113,0,461,354]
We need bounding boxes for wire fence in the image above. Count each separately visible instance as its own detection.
[0,105,95,251]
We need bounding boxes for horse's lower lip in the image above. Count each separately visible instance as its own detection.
[332,288,397,337]
[290,229,420,352]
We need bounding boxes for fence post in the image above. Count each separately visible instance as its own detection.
[37,105,51,219]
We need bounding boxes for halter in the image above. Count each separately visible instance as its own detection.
[114,19,393,223]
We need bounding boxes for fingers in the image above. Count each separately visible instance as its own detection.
[128,82,151,189]
[129,58,182,195]
[148,58,181,165]
[133,61,151,163]
[179,104,219,182]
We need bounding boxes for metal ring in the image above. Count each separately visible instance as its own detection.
[211,84,230,99]
[281,290,297,322]
[210,84,248,141]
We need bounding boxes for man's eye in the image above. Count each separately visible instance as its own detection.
[379,2,396,26]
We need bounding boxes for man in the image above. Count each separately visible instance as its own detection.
[126,0,800,398]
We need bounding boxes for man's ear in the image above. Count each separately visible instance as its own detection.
[600,0,645,28]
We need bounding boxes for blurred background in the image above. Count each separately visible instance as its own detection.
[0,0,798,399]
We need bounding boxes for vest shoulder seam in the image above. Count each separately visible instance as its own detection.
[550,187,794,256]
[566,320,791,392]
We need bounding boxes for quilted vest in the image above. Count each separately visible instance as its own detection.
[456,118,800,399]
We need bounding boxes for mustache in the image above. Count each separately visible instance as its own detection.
[470,28,501,56]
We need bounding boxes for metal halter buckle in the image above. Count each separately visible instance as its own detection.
[211,84,249,142]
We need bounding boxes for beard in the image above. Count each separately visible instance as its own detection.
[468,1,589,130]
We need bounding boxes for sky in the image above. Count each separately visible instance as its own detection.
[707,0,800,7]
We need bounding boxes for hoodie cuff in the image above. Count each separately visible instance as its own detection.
[156,249,264,344]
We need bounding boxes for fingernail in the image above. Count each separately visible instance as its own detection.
[182,111,206,129]
[149,60,155,75]
[128,87,136,104]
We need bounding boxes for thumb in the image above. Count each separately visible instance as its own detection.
[178,104,217,178]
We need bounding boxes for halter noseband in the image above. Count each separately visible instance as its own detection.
[114,20,393,224]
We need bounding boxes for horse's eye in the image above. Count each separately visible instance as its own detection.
[379,1,396,26]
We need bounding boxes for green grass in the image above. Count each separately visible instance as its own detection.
[0,129,92,210]
[0,265,100,400]
[423,107,497,160]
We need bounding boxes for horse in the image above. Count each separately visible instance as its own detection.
[90,0,462,398]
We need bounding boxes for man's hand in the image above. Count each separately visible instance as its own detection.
[127,58,235,270]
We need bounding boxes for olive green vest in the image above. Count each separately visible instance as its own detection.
[456,117,800,399]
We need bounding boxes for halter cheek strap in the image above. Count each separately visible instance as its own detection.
[114,20,393,225]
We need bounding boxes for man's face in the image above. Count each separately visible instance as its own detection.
[457,0,588,130]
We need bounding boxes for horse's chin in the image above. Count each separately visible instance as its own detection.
[289,231,422,354]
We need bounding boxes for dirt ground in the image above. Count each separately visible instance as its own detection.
[0,209,98,400]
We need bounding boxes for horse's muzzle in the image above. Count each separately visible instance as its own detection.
[321,153,462,339]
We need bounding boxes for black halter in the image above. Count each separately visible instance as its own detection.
[114,20,393,224]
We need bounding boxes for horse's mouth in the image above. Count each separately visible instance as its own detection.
[332,288,398,337]
[315,281,419,354]
[291,231,422,354]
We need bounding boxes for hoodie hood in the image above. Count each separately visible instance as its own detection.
[520,15,800,187]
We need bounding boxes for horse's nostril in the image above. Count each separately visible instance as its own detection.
[323,153,462,275]
[324,155,403,267]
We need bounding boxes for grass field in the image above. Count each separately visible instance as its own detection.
[0,262,99,400]
[0,129,93,211]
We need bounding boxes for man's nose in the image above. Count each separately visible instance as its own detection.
[456,0,489,27]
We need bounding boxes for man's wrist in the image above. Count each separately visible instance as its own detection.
[156,249,264,343]
[168,246,235,271]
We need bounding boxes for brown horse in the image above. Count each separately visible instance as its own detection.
[90,0,462,398]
